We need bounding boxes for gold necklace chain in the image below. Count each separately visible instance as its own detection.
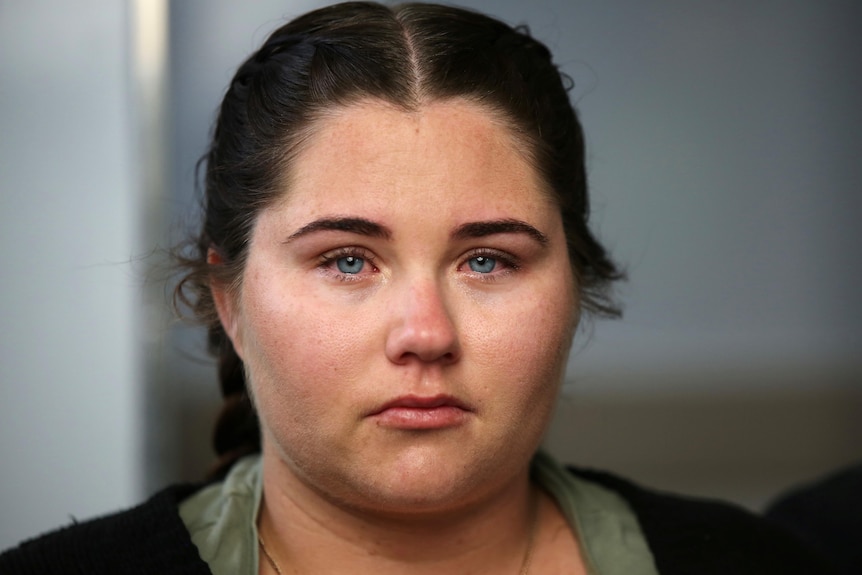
[258,492,539,575]
[258,532,284,575]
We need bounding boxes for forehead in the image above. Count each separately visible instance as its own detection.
[275,98,555,222]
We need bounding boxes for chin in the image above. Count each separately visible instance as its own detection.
[332,443,530,517]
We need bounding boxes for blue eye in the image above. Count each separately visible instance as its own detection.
[336,255,365,274]
[468,256,497,273]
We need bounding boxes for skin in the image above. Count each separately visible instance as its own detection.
[213,99,584,573]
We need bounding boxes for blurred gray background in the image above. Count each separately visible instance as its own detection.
[2,0,860,549]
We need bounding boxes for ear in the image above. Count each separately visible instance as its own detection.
[208,248,245,360]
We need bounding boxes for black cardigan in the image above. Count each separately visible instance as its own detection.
[0,468,837,574]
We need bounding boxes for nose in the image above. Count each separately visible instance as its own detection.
[384,278,461,365]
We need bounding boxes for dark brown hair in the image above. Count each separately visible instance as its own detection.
[175,1,623,478]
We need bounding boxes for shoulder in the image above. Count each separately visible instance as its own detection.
[568,466,840,575]
[0,484,212,575]
[765,462,862,575]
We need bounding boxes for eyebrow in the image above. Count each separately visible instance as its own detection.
[284,217,393,243]
[284,216,548,246]
[452,219,549,246]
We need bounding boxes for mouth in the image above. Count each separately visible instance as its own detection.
[367,394,473,430]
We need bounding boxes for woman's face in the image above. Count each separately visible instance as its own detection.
[216,99,577,514]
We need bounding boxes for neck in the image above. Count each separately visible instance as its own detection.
[257,450,537,575]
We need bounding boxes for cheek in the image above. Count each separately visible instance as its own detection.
[237,280,378,418]
[470,276,576,401]
[240,310,342,458]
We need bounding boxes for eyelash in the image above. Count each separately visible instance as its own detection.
[316,247,521,281]
[318,247,379,281]
[459,248,520,279]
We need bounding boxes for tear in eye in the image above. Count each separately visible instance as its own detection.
[337,255,365,274]
[468,256,496,273]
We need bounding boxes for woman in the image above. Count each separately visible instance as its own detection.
[0,2,835,574]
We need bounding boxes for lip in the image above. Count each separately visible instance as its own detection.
[367,394,472,430]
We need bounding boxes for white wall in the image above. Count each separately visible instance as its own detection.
[560,1,862,389]
[0,1,141,549]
